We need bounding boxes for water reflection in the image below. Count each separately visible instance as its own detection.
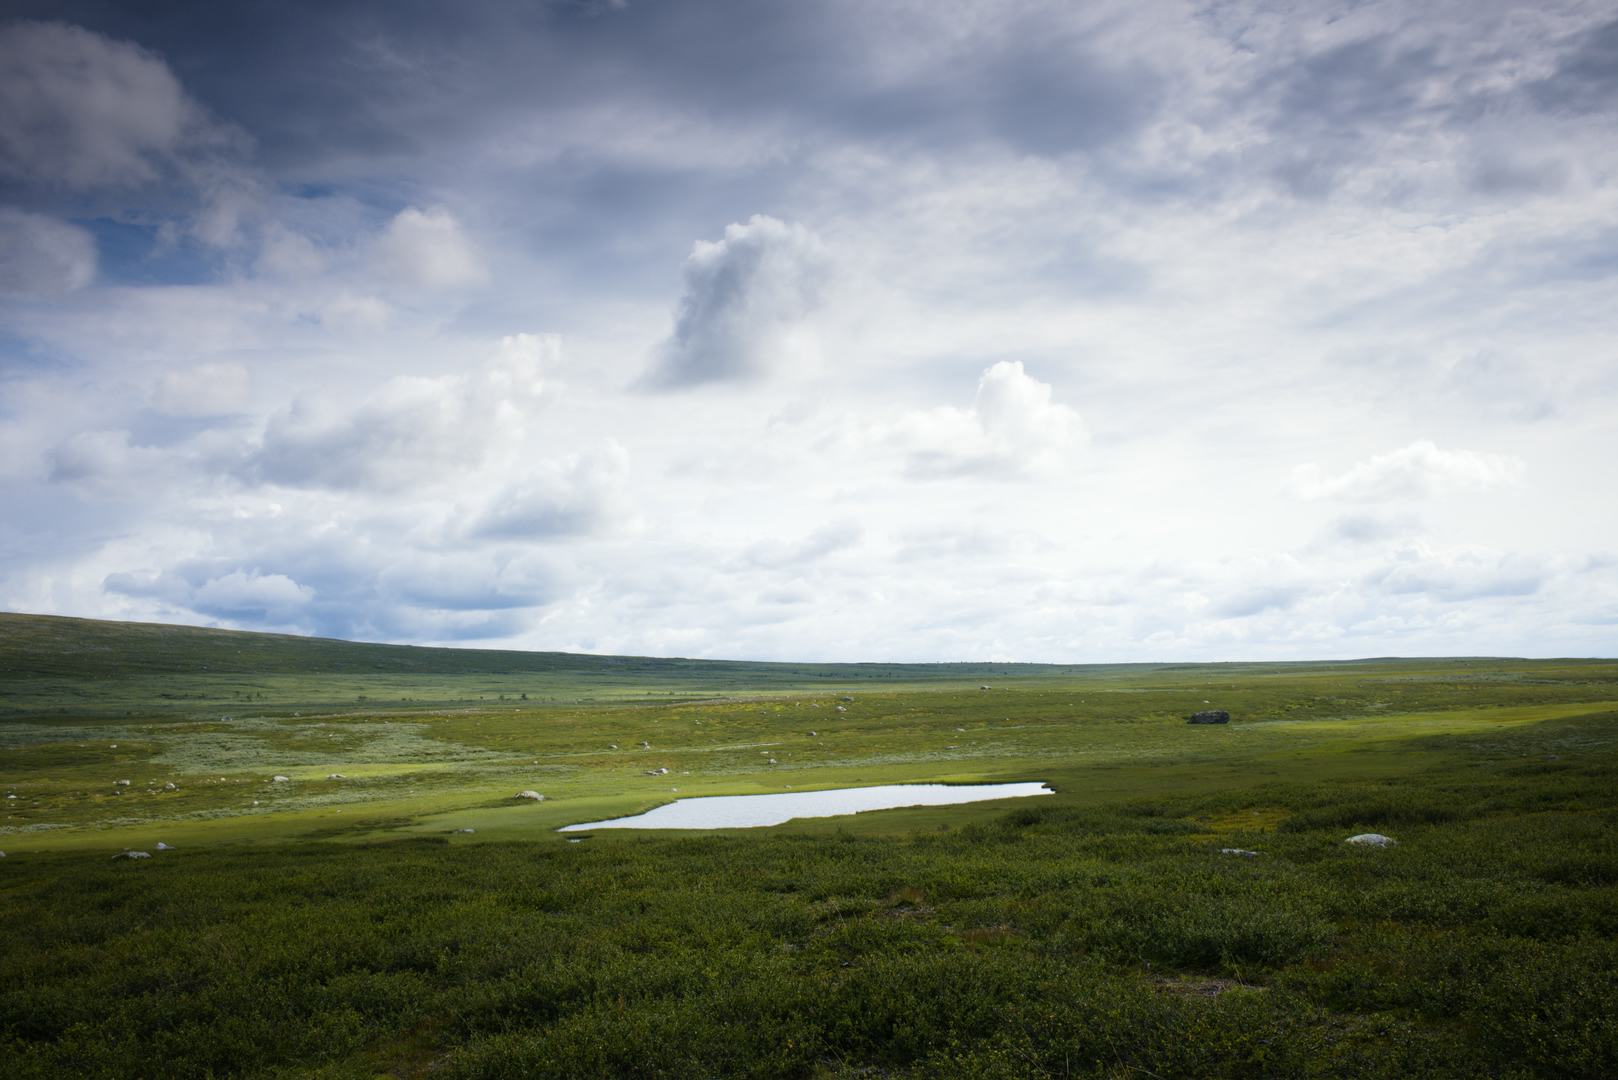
[559,782,1051,831]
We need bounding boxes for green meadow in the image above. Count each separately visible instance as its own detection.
[2,611,1616,1078]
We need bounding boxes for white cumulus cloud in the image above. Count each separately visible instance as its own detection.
[375,206,486,290]
[886,361,1085,478]
[468,442,634,541]
[641,215,831,389]
[154,362,251,417]
[1291,441,1525,502]
[246,334,556,492]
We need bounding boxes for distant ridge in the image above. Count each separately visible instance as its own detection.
[0,610,1518,684]
[0,611,1154,683]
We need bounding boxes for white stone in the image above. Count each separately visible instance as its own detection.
[1345,833,1397,847]
[326,773,347,780]
[156,842,172,850]
[1220,848,1263,857]
[272,776,290,782]
[517,790,545,801]
[112,851,150,860]
[115,779,130,786]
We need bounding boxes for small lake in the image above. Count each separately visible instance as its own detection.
[558,782,1051,831]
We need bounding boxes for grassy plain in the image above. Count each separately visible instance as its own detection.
[2,612,1616,1078]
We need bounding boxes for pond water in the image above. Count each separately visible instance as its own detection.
[558,782,1051,831]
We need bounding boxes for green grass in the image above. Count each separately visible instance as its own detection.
[3,613,1617,1077]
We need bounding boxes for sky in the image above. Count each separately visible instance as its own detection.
[0,0,1614,663]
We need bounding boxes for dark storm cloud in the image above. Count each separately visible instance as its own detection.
[3,0,1165,173]
[1528,19,1618,116]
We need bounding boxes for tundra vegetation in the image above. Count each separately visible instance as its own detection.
[1,611,1615,1079]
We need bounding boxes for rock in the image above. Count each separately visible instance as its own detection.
[112,851,151,860]
[163,782,176,791]
[0,851,6,857]
[1220,848,1263,857]
[516,790,545,801]
[272,776,290,782]
[449,828,475,834]
[835,706,846,712]
[1188,710,1231,724]
[980,685,990,690]
[608,744,618,749]
[155,842,172,850]
[325,773,347,780]
[114,779,130,786]
[1346,833,1397,847]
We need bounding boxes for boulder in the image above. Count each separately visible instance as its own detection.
[114,779,131,786]
[1188,710,1230,724]
[112,851,150,860]
[155,842,172,850]
[516,790,545,801]
[449,828,475,834]
[163,782,176,791]
[325,773,347,780]
[1220,848,1263,857]
[272,775,290,782]
[1346,833,1397,847]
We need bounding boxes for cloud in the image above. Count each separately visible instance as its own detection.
[1291,441,1524,502]
[640,215,831,389]
[739,522,862,570]
[1365,543,1544,603]
[47,429,166,491]
[0,21,203,190]
[1324,513,1419,545]
[189,569,316,622]
[246,334,556,492]
[1527,18,1618,117]
[0,20,263,251]
[1211,584,1309,619]
[375,206,486,289]
[0,208,96,293]
[886,361,1085,478]
[468,442,634,541]
[153,362,251,417]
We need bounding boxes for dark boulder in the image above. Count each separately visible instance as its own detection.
[1188,710,1230,724]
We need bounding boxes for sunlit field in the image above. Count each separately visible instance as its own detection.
[2,612,1615,1078]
